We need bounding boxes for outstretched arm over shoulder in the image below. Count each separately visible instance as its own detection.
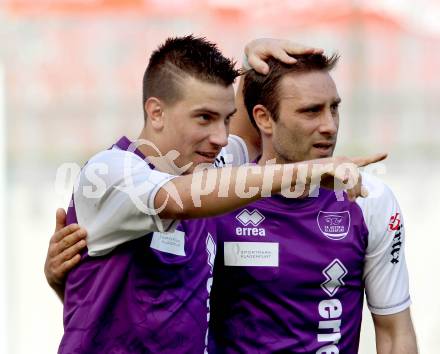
[44,153,385,299]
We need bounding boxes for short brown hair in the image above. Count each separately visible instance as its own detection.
[243,53,339,129]
[142,35,239,120]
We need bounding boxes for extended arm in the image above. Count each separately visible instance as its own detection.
[155,154,385,219]
[44,153,384,299]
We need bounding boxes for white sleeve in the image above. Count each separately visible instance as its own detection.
[215,134,250,167]
[356,173,411,315]
[74,148,179,257]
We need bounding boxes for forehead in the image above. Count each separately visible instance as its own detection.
[278,71,339,105]
[177,76,236,112]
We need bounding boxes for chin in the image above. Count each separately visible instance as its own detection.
[310,150,334,160]
[186,160,204,173]
[188,160,213,173]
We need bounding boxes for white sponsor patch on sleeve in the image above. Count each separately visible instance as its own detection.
[151,230,186,256]
[224,242,278,267]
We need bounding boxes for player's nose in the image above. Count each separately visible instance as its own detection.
[209,122,229,148]
[319,110,338,136]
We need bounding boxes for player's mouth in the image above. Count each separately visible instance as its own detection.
[196,151,219,163]
[312,142,334,156]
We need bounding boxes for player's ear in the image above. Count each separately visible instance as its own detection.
[145,97,165,130]
[253,104,273,136]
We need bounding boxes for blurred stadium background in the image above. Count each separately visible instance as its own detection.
[0,0,439,353]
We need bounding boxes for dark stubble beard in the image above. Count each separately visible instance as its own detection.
[272,127,306,165]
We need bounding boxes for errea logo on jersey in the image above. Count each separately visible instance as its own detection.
[316,259,347,352]
[236,209,265,226]
[321,259,348,297]
[235,209,266,236]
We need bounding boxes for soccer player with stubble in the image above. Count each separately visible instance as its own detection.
[206,55,417,353]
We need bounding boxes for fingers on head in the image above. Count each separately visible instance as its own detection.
[248,55,269,74]
[272,48,297,64]
[283,41,324,55]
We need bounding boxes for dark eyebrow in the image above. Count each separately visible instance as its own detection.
[191,108,237,118]
[227,108,238,118]
[296,103,324,114]
[296,98,342,113]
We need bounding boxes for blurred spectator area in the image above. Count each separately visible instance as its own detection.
[1,0,440,165]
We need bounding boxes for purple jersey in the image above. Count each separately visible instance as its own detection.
[59,137,218,353]
[208,180,410,353]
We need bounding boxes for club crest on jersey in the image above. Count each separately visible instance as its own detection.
[317,211,351,240]
[235,209,266,236]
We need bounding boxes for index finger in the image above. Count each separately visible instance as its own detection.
[352,153,388,167]
[270,48,297,65]
[247,54,270,74]
[282,41,323,56]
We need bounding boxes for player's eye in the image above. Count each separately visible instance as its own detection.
[198,114,211,122]
[330,103,339,114]
[305,106,321,114]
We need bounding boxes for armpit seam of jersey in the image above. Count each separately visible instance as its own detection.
[367,295,411,310]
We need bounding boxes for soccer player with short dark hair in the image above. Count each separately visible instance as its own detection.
[207,53,417,353]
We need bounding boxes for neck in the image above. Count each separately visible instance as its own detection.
[257,142,311,199]
[258,152,291,166]
[136,126,164,159]
[257,139,291,166]
[135,126,183,175]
